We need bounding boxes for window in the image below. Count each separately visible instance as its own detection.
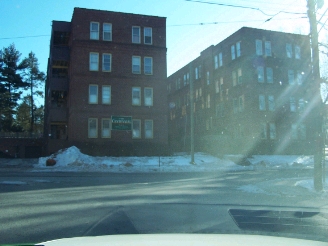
[299,98,305,111]
[296,71,303,85]
[266,67,273,83]
[132,87,141,106]
[144,57,153,75]
[268,95,275,111]
[286,43,293,58]
[256,39,263,55]
[291,124,298,139]
[257,66,264,83]
[206,71,210,85]
[299,124,306,140]
[132,119,141,138]
[259,94,266,111]
[215,80,220,93]
[239,95,244,112]
[231,45,236,60]
[232,71,237,86]
[214,55,218,69]
[269,123,276,139]
[103,23,112,41]
[261,123,267,139]
[265,41,272,56]
[89,53,99,71]
[144,87,153,106]
[195,67,199,79]
[290,97,296,112]
[132,26,140,43]
[88,118,98,138]
[102,53,111,72]
[295,45,301,59]
[199,65,202,78]
[219,52,223,67]
[144,27,152,44]
[102,86,111,104]
[236,41,241,57]
[233,98,238,114]
[145,120,153,139]
[101,119,111,138]
[288,70,294,85]
[90,22,99,40]
[89,85,98,104]
[237,68,242,84]
[207,94,210,108]
[132,56,141,74]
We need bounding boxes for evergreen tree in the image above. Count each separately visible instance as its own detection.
[23,52,45,133]
[0,44,28,131]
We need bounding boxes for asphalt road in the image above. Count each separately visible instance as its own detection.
[0,169,327,244]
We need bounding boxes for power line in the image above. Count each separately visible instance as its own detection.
[0,35,50,40]
[185,0,307,16]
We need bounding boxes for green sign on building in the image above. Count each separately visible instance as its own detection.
[111,116,132,131]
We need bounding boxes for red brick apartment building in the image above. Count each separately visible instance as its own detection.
[168,27,317,155]
[44,8,168,156]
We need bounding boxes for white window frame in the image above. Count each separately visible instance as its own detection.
[101,118,111,138]
[102,85,111,105]
[103,23,112,41]
[132,87,141,106]
[88,118,98,138]
[290,97,296,112]
[236,41,241,57]
[231,45,236,60]
[215,80,220,93]
[144,57,153,75]
[132,26,141,43]
[89,52,99,71]
[233,98,238,114]
[286,43,293,58]
[145,120,153,139]
[239,95,244,112]
[89,85,98,104]
[195,67,199,80]
[232,71,237,86]
[259,94,266,111]
[269,123,276,139]
[295,45,301,59]
[102,53,111,72]
[207,94,210,108]
[144,87,153,106]
[261,123,267,139]
[266,67,273,83]
[257,66,264,83]
[214,55,218,69]
[296,70,303,85]
[90,22,99,40]
[256,39,263,55]
[268,95,275,111]
[288,70,295,85]
[132,119,141,139]
[132,56,141,74]
[265,41,272,56]
[206,71,210,85]
[144,27,152,45]
[238,68,242,84]
[219,52,223,67]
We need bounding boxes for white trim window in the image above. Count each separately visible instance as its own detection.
[89,85,98,104]
[290,97,296,112]
[219,52,223,67]
[88,118,98,138]
[145,120,153,139]
[103,23,112,41]
[132,26,140,43]
[144,27,152,44]
[236,41,241,57]
[239,95,244,112]
[144,87,153,106]
[265,41,272,56]
[257,66,264,83]
[215,80,220,93]
[102,53,111,72]
[266,67,273,83]
[256,39,263,55]
[89,53,99,71]
[232,71,237,86]
[259,94,266,111]
[268,95,275,111]
[295,45,301,59]
[261,123,267,139]
[288,70,295,85]
[206,71,210,85]
[238,68,242,84]
[132,87,141,106]
[144,57,153,75]
[214,55,218,69]
[286,43,293,58]
[231,45,236,60]
[102,86,111,104]
[132,56,141,74]
[132,119,141,138]
[90,22,99,40]
[101,118,111,138]
[195,67,199,80]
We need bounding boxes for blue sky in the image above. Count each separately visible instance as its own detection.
[0,0,326,77]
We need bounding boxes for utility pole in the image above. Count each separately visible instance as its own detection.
[189,64,195,164]
[307,0,323,191]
